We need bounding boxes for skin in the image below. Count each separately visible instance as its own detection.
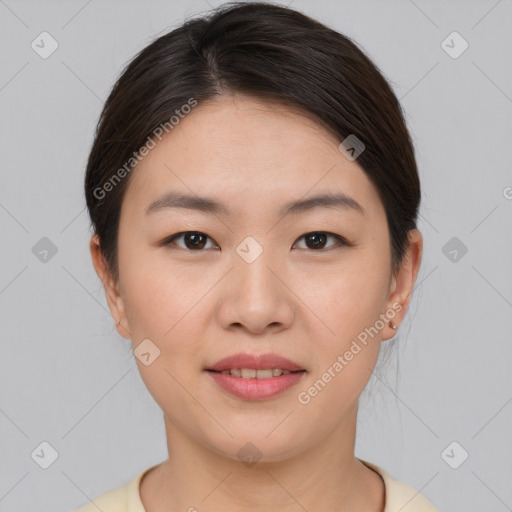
[90,93,422,512]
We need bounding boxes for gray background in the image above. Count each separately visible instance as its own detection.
[1,0,511,511]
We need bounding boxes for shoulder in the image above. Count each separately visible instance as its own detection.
[360,459,439,512]
[71,467,150,512]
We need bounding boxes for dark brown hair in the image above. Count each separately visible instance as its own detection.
[84,1,420,282]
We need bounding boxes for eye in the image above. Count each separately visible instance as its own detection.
[293,231,349,251]
[160,231,219,251]
[159,230,350,252]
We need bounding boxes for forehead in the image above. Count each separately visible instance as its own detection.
[121,94,384,221]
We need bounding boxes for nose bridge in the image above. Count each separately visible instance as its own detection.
[234,234,281,298]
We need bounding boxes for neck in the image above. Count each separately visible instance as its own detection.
[140,405,384,512]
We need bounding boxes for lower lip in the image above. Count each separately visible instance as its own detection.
[206,370,306,401]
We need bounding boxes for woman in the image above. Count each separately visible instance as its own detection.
[75,2,437,510]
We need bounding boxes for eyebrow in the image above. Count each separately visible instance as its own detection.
[145,191,365,217]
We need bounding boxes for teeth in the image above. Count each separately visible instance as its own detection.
[219,368,292,378]
[241,368,257,378]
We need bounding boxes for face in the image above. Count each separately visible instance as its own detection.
[91,93,422,462]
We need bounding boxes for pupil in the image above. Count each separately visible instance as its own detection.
[308,232,326,249]
[187,232,205,249]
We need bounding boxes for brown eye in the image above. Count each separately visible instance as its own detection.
[160,230,349,252]
[161,231,217,250]
[293,232,348,251]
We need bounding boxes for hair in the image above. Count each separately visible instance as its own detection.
[84,1,420,285]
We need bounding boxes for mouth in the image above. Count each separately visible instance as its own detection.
[205,352,307,401]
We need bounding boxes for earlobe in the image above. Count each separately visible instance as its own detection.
[113,317,131,339]
[89,234,131,339]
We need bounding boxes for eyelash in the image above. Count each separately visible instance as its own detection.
[159,231,352,252]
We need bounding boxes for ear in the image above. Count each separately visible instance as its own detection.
[89,234,131,339]
[382,229,423,341]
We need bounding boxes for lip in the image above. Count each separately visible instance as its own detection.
[206,352,305,372]
[205,352,306,401]
[207,370,305,401]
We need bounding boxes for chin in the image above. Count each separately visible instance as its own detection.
[201,421,308,464]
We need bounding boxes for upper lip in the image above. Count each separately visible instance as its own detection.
[206,353,305,372]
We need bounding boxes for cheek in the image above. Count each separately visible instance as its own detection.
[302,254,390,336]
[119,258,216,379]
[119,262,211,425]
[296,275,385,416]
[297,252,390,383]
[118,244,195,334]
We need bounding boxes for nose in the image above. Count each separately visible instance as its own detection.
[217,248,295,335]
